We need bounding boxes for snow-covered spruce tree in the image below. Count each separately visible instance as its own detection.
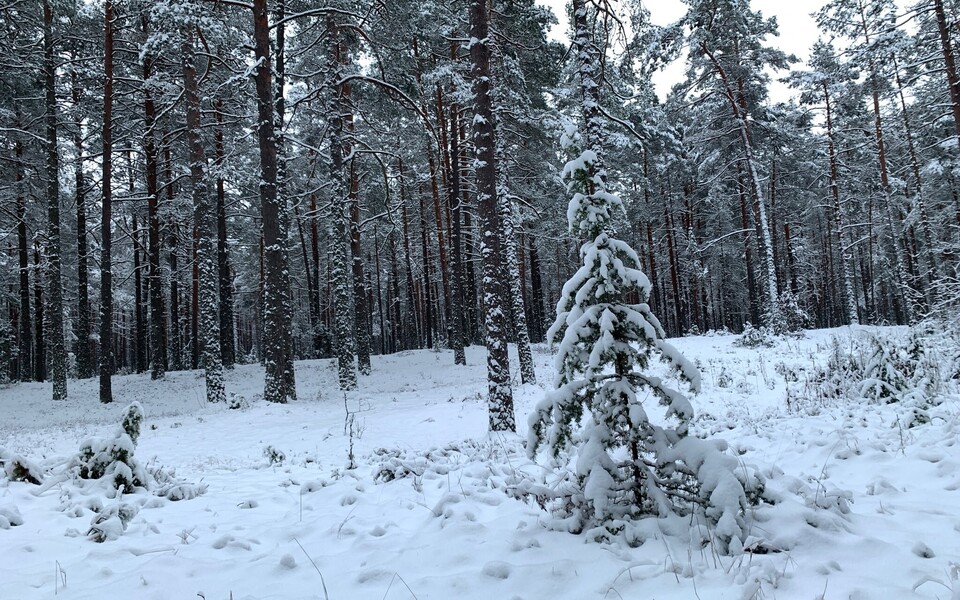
[527,122,762,547]
[527,1,760,549]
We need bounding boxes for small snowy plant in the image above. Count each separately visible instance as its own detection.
[76,402,148,492]
[527,124,761,549]
[860,336,909,404]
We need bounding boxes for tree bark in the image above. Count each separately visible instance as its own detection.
[325,15,357,390]
[254,0,296,401]
[214,99,236,369]
[99,0,115,403]
[183,24,226,403]
[448,100,467,365]
[70,73,93,381]
[15,140,32,383]
[469,0,515,432]
[43,0,67,399]
[143,16,167,379]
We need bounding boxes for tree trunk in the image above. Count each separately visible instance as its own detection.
[15,140,32,383]
[325,15,357,390]
[345,102,372,375]
[99,0,115,403]
[272,0,296,394]
[448,100,467,365]
[71,68,92,380]
[43,0,67,399]
[183,24,226,403]
[214,99,236,369]
[34,246,46,382]
[254,0,296,401]
[143,16,167,380]
[934,0,960,140]
[824,83,859,325]
[469,0,515,432]
[165,144,183,371]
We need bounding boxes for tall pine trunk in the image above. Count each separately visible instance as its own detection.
[43,0,67,399]
[824,83,859,325]
[15,140,32,382]
[326,15,357,390]
[469,0,515,432]
[448,101,467,365]
[182,24,226,403]
[214,99,236,369]
[254,0,296,402]
[99,0,115,403]
[71,68,92,379]
[143,15,166,379]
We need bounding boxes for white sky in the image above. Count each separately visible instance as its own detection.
[537,0,829,102]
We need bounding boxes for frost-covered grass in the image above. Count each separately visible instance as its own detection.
[1,327,959,599]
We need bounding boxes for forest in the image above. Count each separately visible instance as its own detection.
[1,0,958,405]
[3,0,960,597]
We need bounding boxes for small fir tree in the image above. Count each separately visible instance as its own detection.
[528,123,761,547]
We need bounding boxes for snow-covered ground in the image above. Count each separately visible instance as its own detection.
[1,327,959,599]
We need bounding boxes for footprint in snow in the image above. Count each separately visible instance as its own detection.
[482,561,512,580]
[912,542,935,558]
[369,525,387,537]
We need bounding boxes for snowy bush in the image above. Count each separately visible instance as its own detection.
[0,503,23,529]
[733,322,776,348]
[860,336,910,403]
[87,501,139,543]
[0,447,43,484]
[263,445,286,465]
[227,393,250,410]
[771,290,811,335]
[804,336,865,403]
[75,402,148,491]
[527,125,763,550]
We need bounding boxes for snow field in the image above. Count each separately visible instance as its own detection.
[1,327,959,599]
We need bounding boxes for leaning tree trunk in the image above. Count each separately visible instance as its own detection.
[253,0,296,402]
[99,0,115,403]
[43,0,67,399]
[824,83,859,325]
[700,43,780,328]
[469,0,515,432]
[182,25,226,404]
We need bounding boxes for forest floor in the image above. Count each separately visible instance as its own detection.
[1,326,959,599]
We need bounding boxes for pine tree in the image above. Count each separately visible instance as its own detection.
[181,10,225,404]
[469,0,516,432]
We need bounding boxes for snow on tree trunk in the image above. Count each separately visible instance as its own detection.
[469,0,515,432]
[497,187,536,385]
[326,15,357,391]
[182,24,225,404]
[448,101,467,367]
[253,0,296,403]
[72,65,92,380]
[142,14,167,381]
[43,0,67,401]
[98,0,115,404]
[273,0,297,396]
